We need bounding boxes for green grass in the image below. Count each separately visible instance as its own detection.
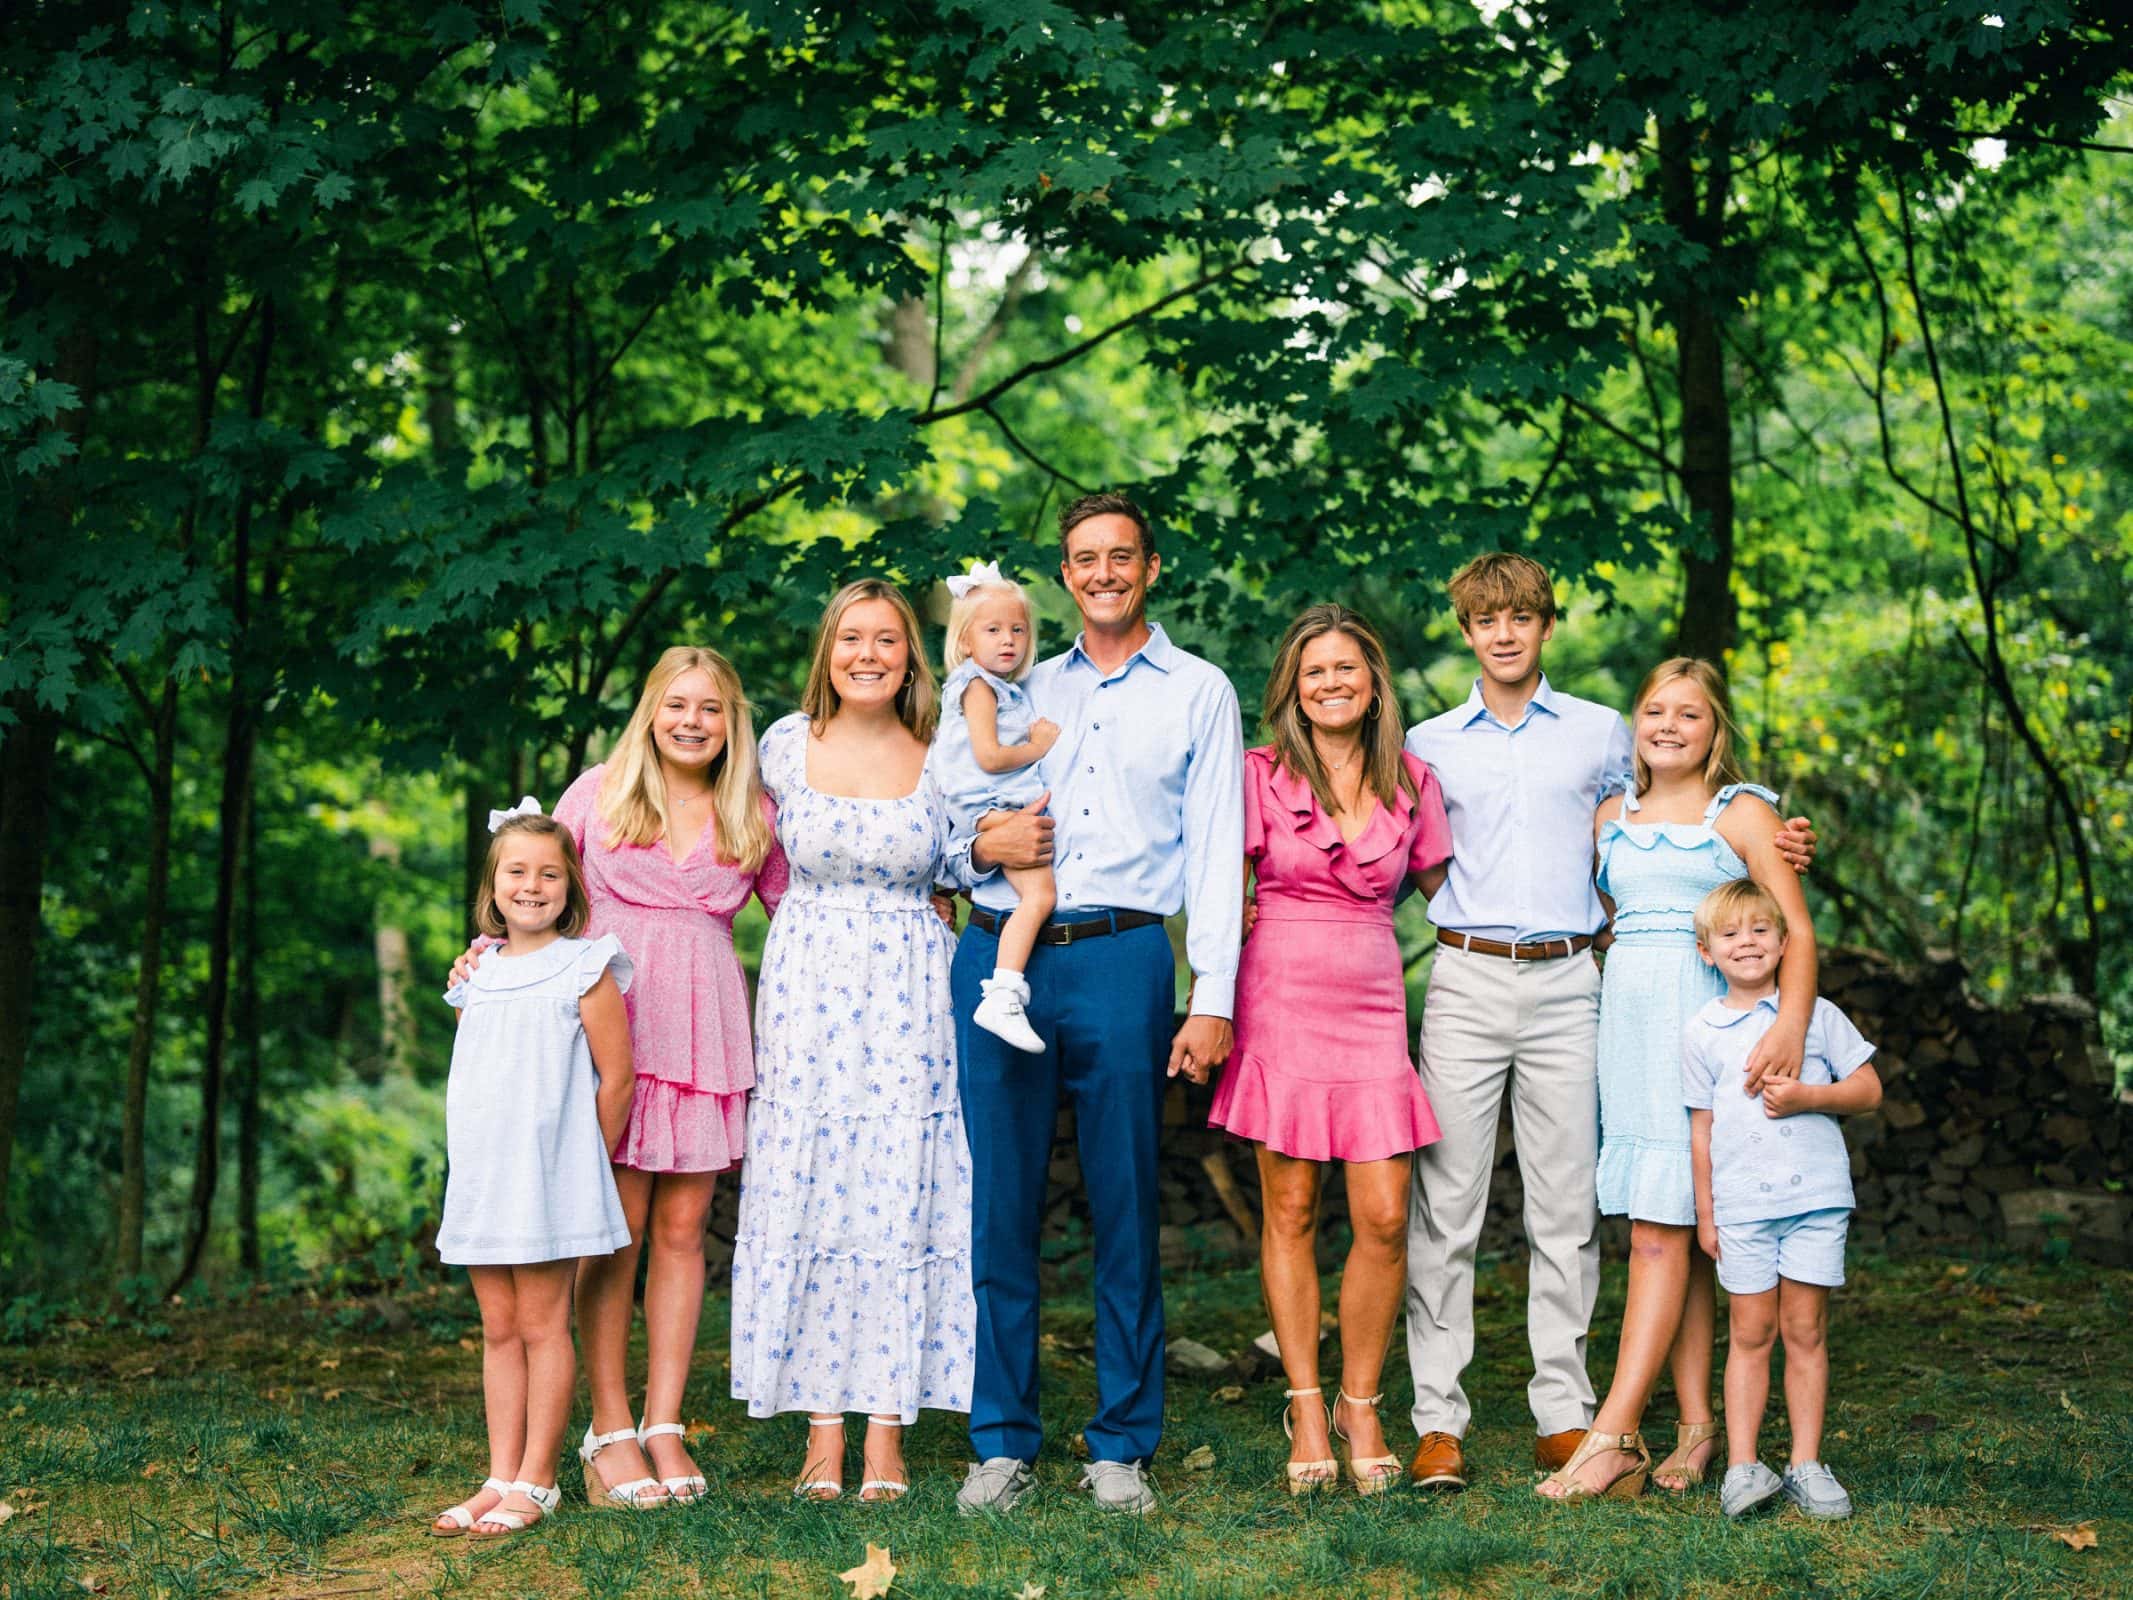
[2,1252,2127,1598]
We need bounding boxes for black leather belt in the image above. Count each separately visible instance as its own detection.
[967,906,1165,945]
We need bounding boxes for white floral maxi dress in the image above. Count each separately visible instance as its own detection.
[730,714,975,1421]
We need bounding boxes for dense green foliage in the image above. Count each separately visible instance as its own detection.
[3,2,2129,1293]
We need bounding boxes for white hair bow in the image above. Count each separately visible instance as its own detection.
[487,795,544,832]
[945,559,1006,600]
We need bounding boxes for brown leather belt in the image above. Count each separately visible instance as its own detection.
[1436,929,1594,962]
[967,906,1165,946]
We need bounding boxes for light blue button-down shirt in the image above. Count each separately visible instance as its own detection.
[1404,675,1632,942]
[963,623,1245,1018]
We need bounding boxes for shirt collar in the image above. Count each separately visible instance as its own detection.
[1698,991,1782,1029]
[1457,673,1559,731]
[1065,621,1176,677]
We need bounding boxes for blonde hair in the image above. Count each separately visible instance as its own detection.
[474,815,591,941]
[1629,656,1747,795]
[1447,552,1557,626]
[1694,877,1789,946]
[943,579,1038,683]
[1263,604,1417,816]
[593,646,774,872]
[801,579,938,741]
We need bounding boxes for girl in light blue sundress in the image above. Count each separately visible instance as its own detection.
[1538,659,1817,1504]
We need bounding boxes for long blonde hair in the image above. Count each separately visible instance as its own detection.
[943,578,1038,683]
[1263,604,1416,816]
[1629,656,1747,795]
[800,579,939,741]
[594,646,774,871]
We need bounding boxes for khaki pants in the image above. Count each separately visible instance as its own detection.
[1405,943,1601,1439]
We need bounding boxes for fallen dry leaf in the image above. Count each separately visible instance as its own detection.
[2059,1391,2085,1422]
[838,1542,897,1599]
[318,1358,340,1371]
[0,1503,14,1525]
[5,1403,24,1420]
[321,1388,344,1402]
[141,1463,162,1479]
[458,1337,479,1352]
[1181,1444,1216,1472]
[1012,1584,1047,1600]
[684,1419,717,1444]
[1211,1386,1244,1404]
[2020,1520,2099,1551]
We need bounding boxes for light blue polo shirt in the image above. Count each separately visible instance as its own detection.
[1681,995,1876,1224]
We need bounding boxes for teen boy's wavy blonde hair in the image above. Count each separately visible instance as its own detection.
[593,646,774,872]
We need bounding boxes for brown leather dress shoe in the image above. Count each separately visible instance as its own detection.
[1535,1428,1589,1472]
[1407,1431,1467,1491]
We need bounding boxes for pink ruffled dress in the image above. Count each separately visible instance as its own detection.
[554,765,788,1174]
[1209,746,1451,1162]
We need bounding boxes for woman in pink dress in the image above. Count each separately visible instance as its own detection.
[1209,604,1451,1497]
[541,646,787,1507]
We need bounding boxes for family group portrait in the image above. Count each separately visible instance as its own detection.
[3,2,2130,1597]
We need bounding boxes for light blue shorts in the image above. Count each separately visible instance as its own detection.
[1715,1208,1849,1295]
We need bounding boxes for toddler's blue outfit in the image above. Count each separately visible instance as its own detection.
[437,934,635,1266]
[1682,993,1876,1294]
[1593,783,1778,1224]
[933,660,1049,832]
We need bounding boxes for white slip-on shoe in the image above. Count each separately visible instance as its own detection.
[974,977,1044,1053]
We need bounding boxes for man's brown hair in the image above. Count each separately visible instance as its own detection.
[1446,552,1557,627]
[1057,491,1155,561]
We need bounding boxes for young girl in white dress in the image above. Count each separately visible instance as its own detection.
[933,562,1060,1051]
[429,803,636,1541]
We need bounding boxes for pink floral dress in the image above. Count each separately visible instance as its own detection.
[554,765,789,1173]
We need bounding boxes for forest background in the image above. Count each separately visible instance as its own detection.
[2,0,2129,1311]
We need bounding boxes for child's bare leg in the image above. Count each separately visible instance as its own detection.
[1776,1279,1830,1464]
[496,1261,576,1519]
[997,864,1056,974]
[1723,1288,1778,1466]
[439,1266,521,1529]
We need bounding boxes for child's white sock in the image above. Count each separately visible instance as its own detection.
[989,966,1029,997]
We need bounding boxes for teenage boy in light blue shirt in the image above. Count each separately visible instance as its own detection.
[1684,877,1881,1521]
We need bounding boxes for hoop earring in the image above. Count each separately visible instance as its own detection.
[903,669,915,688]
[1368,696,1382,718]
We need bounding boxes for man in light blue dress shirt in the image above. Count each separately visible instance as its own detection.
[951,493,1244,1516]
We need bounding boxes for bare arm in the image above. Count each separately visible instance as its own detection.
[1723,799,1819,1091]
[963,680,1056,774]
[579,972,636,1156]
[1690,1109,1718,1261]
[1762,1063,1883,1120]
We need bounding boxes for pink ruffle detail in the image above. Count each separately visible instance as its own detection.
[614,1079,746,1174]
[1208,1050,1442,1164]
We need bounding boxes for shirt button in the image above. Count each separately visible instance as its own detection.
[1093,722,1100,730]
[1082,809,1090,817]
[1086,765,1094,773]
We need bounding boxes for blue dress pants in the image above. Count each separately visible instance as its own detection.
[953,911,1174,1465]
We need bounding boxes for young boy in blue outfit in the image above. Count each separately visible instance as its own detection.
[1683,878,1882,1521]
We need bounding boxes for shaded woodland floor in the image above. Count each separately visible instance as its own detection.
[1,1251,2127,1598]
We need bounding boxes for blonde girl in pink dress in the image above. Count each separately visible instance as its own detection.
[455,646,787,1509]
[1209,605,1451,1496]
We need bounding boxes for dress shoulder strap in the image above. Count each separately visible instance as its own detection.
[1704,782,1781,822]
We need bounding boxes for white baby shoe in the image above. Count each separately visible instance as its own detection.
[974,975,1043,1053]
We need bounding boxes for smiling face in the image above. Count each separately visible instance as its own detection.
[1060,514,1157,638]
[1699,911,1788,993]
[965,591,1032,679]
[1460,603,1553,691]
[490,830,571,941]
[651,667,728,779]
[829,596,911,711]
[1294,629,1373,736]
[1635,675,1717,780]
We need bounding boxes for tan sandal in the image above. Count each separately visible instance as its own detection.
[1281,1386,1338,1495]
[1332,1390,1402,1497]
[1535,1429,1650,1502]
[1653,1419,1722,1491]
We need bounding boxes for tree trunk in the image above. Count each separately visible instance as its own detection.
[236,795,263,1273]
[1660,117,1738,662]
[115,679,178,1286]
[0,701,61,1234]
[370,834,415,1081]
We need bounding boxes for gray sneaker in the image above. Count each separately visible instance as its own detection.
[956,1457,1034,1515]
[1721,1461,1784,1518]
[1080,1459,1157,1515]
[1781,1461,1853,1519]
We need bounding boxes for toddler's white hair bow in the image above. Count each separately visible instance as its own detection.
[945,559,1006,600]
[487,795,545,832]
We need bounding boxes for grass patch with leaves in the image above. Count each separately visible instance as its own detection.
[1,1252,2126,1598]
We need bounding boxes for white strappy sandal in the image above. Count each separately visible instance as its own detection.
[467,1480,559,1540]
[637,1417,709,1504]
[859,1414,909,1503]
[428,1476,510,1537]
[794,1414,845,1501]
[578,1423,668,1509]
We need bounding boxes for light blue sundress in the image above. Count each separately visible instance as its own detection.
[1593,783,1780,1225]
[931,659,1049,834]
